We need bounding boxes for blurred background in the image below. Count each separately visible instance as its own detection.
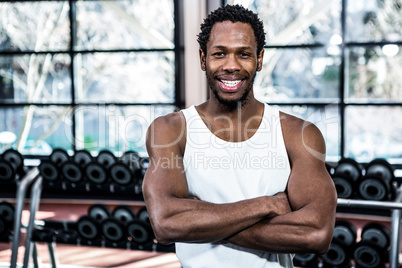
[0,0,401,267]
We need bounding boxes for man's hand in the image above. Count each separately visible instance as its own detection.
[269,192,292,217]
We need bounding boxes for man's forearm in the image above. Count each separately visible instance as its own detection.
[224,207,333,254]
[149,194,287,244]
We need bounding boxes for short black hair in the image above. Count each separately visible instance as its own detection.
[197,4,266,55]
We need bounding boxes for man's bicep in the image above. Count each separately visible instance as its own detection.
[286,123,336,213]
[142,115,189,202]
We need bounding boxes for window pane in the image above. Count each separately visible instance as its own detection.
[73,105,175,156]
[255,48,340,103]
[227,0,341,45]
[0,106,73,155]
[276,105,340,161]
[76,0,174,50]
[74,52,174,103]
[346,45,402,102]
[345,106,402,163]
[0,1,70,52]
[346,0,402,42]
[0,54,72,103]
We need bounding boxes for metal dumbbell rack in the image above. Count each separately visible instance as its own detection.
[337,187,402,268]
[0,167,43,268]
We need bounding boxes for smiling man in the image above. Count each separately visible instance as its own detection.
[142,5,337,268]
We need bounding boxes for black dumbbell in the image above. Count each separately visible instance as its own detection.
[321,220,357,267]
[84,162,108,185]
[112,205,137,225]
[88,204,111,223]
[76,215,101,241]
[109,162,134,186]
[353,222,390,268]
[101,218,126,243]
[96,150,117,170]
[293,253,318,267]
[0,201,14,239]
[60,161,83,183]
[357,159,395,201]
[39,160,60,182]
[73,150,93,168]
[120,151,141,172]
[127,219,154,245]
[0,159,16,183]
[2,149,24,176]
[331,158,361,199]
[49,148,70,167]
[138,206,150,225]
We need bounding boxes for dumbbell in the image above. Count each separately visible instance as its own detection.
[73,150,93,168]
[2,149,25,176]
[96,150,117,170]
[76,215,101,241]
[39,160,60,182]
[0,149,25,183]
[76,204,111,243]
[40,149,69,182]
[127,219,154,245]
[84,162,108,185]
[0,159,16,183]
[109,162,134,186]
[321,220,357,267]
[101,218,126,243]
[60,161,83,183]
[357,159,395,201]
[138,206,150,225]
[127,206,154,245]
[293,253,318,267]
[0,201,14,239]
[112,205,137,225]
[331,158,362,199]
[49,148,70,167]
[88,203,111,222]
[353,222,390,268]
[121,151,142,173]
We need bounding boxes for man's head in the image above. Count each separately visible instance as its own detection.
[197,5,266,56]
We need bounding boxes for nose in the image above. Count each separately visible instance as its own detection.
[222,54,241,73]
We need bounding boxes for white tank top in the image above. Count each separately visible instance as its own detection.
[176,103,293,268]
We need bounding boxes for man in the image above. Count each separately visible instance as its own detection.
[142,4,337,268]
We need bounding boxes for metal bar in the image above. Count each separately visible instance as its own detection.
[23,176,43,268]
[390,187,402,268]
[47,242,59,268]
[10,167,40,268]
[337,198,402,210]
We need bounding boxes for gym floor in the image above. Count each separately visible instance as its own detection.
[0,201,181,268]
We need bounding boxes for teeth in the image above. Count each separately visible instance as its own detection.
[222,80,241,87]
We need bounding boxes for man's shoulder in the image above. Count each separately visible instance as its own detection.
[146,111,186,151]
[151,111,186,131]
[279,111,325,159]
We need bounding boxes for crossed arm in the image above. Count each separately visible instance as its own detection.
[142,112,337,254]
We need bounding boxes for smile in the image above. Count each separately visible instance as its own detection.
[222,80,242,87]
[219,79,244,92]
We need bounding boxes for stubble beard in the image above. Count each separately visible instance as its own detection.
[206,67,256,111]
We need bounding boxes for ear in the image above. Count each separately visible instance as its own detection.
[256,49,264,72]
[199,48,206,71]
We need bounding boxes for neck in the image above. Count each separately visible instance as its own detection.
[204,92,262,121]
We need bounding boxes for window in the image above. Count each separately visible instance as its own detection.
[226,0,402,163]
[0,0,181,157]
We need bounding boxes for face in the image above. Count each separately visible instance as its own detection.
[200,21,264,109]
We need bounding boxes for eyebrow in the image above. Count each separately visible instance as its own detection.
[211,45,253,50]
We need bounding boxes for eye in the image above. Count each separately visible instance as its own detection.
[239,52,252,58]
[212,52,225,58]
